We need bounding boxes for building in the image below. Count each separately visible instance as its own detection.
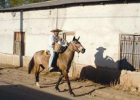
[0,0,140,87]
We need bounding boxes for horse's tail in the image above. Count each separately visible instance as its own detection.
[28,57,34,74]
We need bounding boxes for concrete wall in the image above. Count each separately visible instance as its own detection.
[0,12,20,54]
[0,53,31,67]
[0,3,140,69]
[58,4,140,69]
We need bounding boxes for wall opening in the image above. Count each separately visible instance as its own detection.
[119,34,140,71]
[61,31,75,42]
[13,32,25,56]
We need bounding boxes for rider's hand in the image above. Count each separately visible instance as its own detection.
[59,38,62,41]
[55,38,61,43]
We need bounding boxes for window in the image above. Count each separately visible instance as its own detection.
[13,32,25,55]
[119,34,140,71]
[61,31,75,42]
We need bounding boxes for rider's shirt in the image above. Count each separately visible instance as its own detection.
[49,35,60,48]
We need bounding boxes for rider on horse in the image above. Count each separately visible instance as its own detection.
[48,29,67,71]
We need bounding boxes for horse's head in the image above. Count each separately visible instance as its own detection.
[69,36,86,54]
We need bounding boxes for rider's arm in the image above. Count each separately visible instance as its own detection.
[52,38,62,45]
[52,39,60,45]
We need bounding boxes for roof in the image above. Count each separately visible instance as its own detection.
[0,0,139,12]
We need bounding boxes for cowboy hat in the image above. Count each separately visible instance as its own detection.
[51,29,62,32]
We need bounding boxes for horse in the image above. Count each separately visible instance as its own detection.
[28,36,86,96]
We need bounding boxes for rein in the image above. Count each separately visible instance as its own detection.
[69,42,80,62]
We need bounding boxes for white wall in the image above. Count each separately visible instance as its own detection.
[0,3,140,69]
[57,4,140,68]
[23,9,58,56]
[0,9,58,56]
[0,12,20,54]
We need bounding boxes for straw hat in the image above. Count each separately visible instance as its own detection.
[51,29,62,32]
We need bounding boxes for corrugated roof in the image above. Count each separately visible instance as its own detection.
[0,0,113,12]
[0,0,139,12]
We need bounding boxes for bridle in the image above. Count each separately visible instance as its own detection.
[69,41,81,53]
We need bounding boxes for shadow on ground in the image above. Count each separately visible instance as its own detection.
[80,65,121,85]
[0,85,70,100]
[75,86,106,97]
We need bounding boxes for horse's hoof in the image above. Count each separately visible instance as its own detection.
[35,82,41,88]
[70,92,75,97]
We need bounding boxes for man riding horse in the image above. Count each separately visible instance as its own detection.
[48,29,67,71]
[28,32,85,96]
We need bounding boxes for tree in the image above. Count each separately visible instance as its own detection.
[1,0,51,8]
[0,0,6,9]
[27,0,51,3]
[28,0,44,3]
[7,0,23,7]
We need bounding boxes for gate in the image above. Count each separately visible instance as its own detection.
[120,34,140,71]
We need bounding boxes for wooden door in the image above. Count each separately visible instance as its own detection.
[13,32,25,55]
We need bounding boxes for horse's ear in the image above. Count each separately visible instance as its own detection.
[78,36,80,40]
[73,36,76,40]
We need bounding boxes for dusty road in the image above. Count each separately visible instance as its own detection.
[0,65,140,100]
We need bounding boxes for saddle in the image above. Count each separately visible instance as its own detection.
[43,44,67,72]
[43,50,50,56]
[43,49,60,72]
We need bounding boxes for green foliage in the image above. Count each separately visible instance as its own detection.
[29,0,51,3]
[0,0,51,8]
[28,0,44,3]
[7,0,23,7]
[0,0,6,8]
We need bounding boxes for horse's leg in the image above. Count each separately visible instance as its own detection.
[35,71,40,88]
[35,65,44,88]
[63,70,75,96]
[55,74,64,92]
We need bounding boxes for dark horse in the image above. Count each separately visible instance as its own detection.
[28,36,85,96]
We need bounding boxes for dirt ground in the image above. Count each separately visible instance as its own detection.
[0,64,140,100]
